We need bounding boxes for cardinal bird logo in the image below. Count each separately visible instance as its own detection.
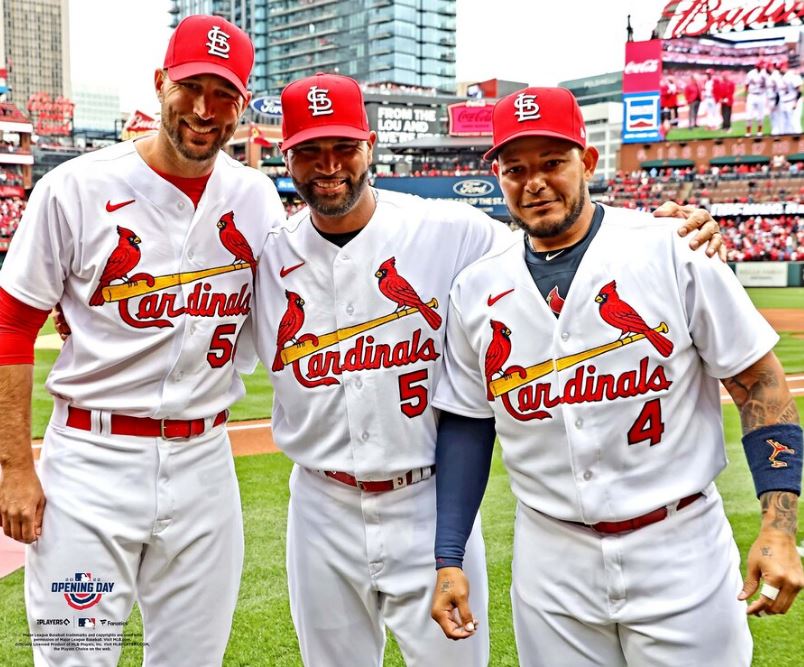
[595,280,674,358]
[217,211,257,278]
[89,226,142,306]
[546,286,565,316]
[485,320,512,400]
[375,257,442,330]
[273,290,306,372]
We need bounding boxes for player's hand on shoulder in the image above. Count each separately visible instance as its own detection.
[652,201,726,262]
[53,303,71,341]
[430,566,478,640]
[0,463,45,544]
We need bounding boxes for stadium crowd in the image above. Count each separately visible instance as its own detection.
[0,196,26,239]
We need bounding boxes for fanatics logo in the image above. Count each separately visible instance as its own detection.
[514,93,540,122]
[206,26,231,59]
[307,86,334,116]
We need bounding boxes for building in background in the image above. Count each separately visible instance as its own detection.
[72,83,121,133]
[171,0,457,96]
[560,72,623,106]
[0,0,70,105]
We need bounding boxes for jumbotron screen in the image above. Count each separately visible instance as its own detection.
[622,26,803,143]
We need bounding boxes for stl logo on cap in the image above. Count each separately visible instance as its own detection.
[514,93,541,122]
[206,26,231,59]
[307,86,334,116]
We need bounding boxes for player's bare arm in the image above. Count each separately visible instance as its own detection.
[722,351,804,616]
[431,566,478,640]
[652,200,727,260]
[0,364,45,544]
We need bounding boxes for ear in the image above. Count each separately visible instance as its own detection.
[581,146,599,180]
[154,69,167,101]
[238,91,253,118]
[491,160,500,178]
[365,131,377,162]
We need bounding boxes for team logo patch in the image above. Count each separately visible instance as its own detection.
[307,85,334,116]
[51,573,114,610]
[514,93,540,122]
[766,438,795,468]
[89,212,256,333]
[546,286,565,315]
[206,26,231,58]
[272,257,440,389]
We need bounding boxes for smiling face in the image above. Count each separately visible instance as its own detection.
[284,135,376,218]
[493,135,598,249]
[156,70,249,164]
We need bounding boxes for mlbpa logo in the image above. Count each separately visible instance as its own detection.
[514,93,540,121]
[307,86,334,116]
[206,26,231,59]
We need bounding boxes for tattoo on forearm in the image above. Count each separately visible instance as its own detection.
[761,546,772,557]
[440,580,453,594]
[760,491,799,536]
[723,364,799,433]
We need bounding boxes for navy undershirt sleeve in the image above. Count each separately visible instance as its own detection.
[434,411,496,569]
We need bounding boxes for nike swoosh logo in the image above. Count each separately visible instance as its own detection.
[545,249,565,261]
[106,199,135,212]
[487,288,514,307]
[279,261,305,278]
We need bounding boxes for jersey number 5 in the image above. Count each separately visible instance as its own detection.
[398,369,428,418]
[627,398,664,447]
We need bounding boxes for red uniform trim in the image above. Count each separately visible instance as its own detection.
[0,287,50,365]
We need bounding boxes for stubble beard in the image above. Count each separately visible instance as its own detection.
[162,105,233,162]
[292,169,369,217]
[509,180,587,240]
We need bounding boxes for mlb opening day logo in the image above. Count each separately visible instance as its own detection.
[622,92,661,143]
[51,572,114,610]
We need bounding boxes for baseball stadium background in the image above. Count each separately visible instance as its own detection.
[1,2,804,666]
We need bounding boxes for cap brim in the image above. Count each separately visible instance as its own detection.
[483,129,585,162]
[281,125,371,152]
[168,62,248,98]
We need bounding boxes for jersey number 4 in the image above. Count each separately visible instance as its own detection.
[398,369,428,418]
[627,398,664,447]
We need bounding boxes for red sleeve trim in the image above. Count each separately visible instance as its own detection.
[0,287,50,365]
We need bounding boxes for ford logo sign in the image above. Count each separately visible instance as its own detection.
[452,180,494,197]
[250,96,283,117]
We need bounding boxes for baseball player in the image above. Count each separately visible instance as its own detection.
[430,87,804,666]
[778,61,803,135]
[250,74,724,667]
[745,60,768,136]
[0,15,284,666]
[766,61,785,135]
[700,69,720,130]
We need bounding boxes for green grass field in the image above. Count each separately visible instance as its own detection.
[2,287,802,665]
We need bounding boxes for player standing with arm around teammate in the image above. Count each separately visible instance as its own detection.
[0,16,284,666]
[250,74,724,667]
[430,87,803,666]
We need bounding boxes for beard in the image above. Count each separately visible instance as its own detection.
[161,105,234,162]
[509,180,586,239]
[292,168,369,217]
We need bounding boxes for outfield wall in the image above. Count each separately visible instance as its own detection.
[728,262,803,287]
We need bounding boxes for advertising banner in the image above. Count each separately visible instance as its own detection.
[375,176,508,217]
[448,102,493,136]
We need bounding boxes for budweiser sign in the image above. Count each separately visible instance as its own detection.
[662,0,804,38]
[121,110,160,140]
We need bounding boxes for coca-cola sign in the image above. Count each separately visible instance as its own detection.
[448,102,493,136]
[623,40,663,94]
[662,0,804,38]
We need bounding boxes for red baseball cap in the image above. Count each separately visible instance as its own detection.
[484,87,586,162]
[163,15,254,98]
[280,73,371,152]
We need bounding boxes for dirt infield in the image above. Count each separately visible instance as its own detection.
[760,309,804,336]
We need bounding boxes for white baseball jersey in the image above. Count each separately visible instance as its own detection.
[780,70,803,107]
[745,68,766,96]
[0,140,285,418]
[253,188,511,478]
[433,205,778,524]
